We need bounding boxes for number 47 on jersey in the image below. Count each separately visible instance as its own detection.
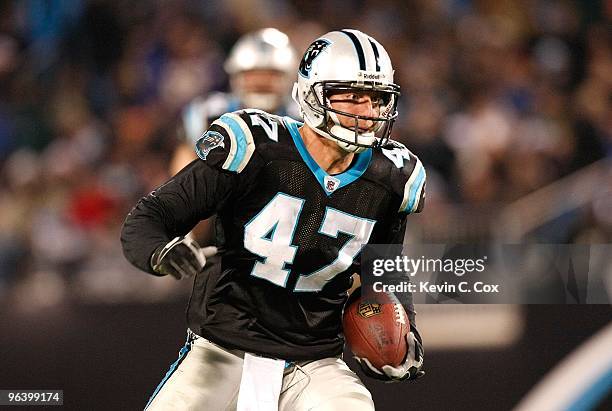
[244,193,376,292]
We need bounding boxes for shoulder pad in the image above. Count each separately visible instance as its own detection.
[195,109,283,173]
[381,140,426,214]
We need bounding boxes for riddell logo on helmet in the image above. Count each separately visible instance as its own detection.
[358,71,386,81]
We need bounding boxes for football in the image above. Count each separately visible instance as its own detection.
[343,291,409,369]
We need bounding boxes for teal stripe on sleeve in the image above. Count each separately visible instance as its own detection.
[218,114,248,172]
[405,166,425,213]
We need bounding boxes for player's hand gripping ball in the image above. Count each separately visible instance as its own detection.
[343,289,408,368]
[343,289,424,382]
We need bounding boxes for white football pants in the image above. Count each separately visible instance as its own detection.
[145,331,375,411]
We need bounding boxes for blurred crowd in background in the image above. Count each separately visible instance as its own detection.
[0,0,610,307]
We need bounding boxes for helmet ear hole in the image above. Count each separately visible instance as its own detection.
[301,86,325,128]
[305,90,319,111]
[291,82,301,110]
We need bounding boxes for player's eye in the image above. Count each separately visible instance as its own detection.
[370,92,391,106]
[328,92,357,102]
[329,92,369,103]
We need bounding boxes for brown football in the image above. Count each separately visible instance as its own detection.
[342,291,409,369]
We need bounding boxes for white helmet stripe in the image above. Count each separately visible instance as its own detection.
[341,29,382,73]
[340,29,366,71]
[367,38,381,72]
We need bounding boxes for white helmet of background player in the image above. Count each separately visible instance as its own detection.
[224,28,297,112]
[293,29,400,153]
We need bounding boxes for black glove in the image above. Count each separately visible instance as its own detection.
[150,236,217,279]
[355,325,425,382]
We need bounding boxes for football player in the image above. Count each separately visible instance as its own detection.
[121,29,425,411]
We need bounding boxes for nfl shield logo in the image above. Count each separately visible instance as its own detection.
[358,303,383,318]
[324,176,340,193]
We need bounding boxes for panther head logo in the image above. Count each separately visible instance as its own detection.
[196,131,225,160]
[298,39,331,78]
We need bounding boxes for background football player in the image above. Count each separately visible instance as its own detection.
[170,27,299,175]
[121,29,425,410]
[170,27,299,246]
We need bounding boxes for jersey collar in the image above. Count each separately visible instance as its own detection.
[283,117,372,196]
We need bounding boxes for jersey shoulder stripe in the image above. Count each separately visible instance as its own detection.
[215,113,256,173]
[195,109,288,174]
[195,112,255,173]
[399,156,425,213]
[374,139,426,214]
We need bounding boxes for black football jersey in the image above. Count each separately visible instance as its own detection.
[121,109,426,360]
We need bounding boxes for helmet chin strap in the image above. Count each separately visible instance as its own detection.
[326,112,376,153]
[309,126,364,153]
[328,126,370,153]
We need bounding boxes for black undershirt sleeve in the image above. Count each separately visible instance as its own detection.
[386,216,417,327]
[120,159,238,275]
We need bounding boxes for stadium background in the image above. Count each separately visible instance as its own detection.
[0,0,609,410]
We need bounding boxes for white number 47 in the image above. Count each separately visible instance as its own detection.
[244,193,376,292]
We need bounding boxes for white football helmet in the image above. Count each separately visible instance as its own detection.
[225,28,297,112]
[293,29,400,153]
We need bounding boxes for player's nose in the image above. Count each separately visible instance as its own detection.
[355,100,376,129]
[356,96,378,115]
